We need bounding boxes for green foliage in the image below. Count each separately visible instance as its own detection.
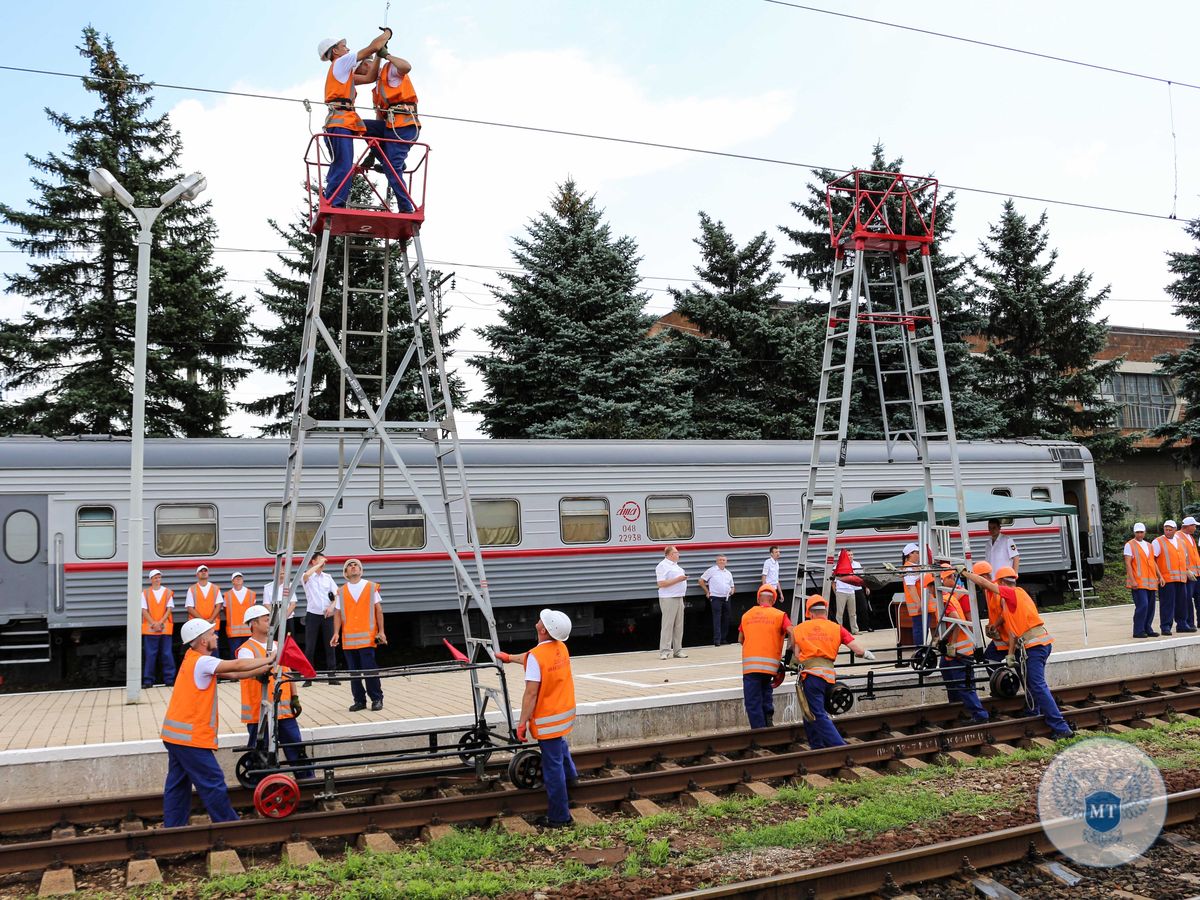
[0,27,250,436]
[647,838,671,867]
[1152,216,1200,459]
[1157,482,1177,525]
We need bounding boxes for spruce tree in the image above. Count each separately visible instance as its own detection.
[1152,216,1200,459]
[667,213,823,438]
[0,27,248,436]
[245,183,463,434]
[470,180,692,439]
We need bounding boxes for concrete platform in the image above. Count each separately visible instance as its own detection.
[0,604,1197,805]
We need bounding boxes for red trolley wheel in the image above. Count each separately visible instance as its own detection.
[253,773,300,819]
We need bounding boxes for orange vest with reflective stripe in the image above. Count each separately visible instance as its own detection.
[740,605,786,675]
[190,583,220,621]
[792,618,842,684]
[1181,531,1200,576]
[1125,540,1158,590]
[162,649,219,749]
[325,61,365,133]
[903,566,939,618]
[984,589,1010,651]
[224,588,256,637]
[1154,535,1186,583]
[527,640,575,740]
[340,581,378,649]
[239,639,294,723]
[142,588,174,635]
[942,592,974,658]
[372,61,419,127]
[1000,587,1052,650]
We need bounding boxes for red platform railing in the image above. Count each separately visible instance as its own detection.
[826,170,938,252]
[305,132,430,241]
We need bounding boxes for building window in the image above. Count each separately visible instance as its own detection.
[647,495,694,541]
[369,500,425,550]
[1099,373,1176,429]
[76,506,116,559]
[4,510,39,564]
[472,499,521,546]
[1031,487,1053,525]
[559,498,610,544]
[264,502,326,554]
[156,504,218,557]
[727,494,771,537]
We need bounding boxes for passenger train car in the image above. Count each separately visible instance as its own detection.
[0,436,1102,675]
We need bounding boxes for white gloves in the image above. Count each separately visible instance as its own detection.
[862,649,876,661]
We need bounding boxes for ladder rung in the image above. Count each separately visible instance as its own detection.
[347,287,386,295]
[822,363,847,372]
[344,330,386,338]
[883,399,912,406]
[354,373,383,380]
[0,642,50,650]
[913,367,942,376]
[903,272,926,283]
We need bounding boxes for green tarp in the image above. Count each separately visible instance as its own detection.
[811,485,1077,531]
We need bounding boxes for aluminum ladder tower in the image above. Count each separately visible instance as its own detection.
[789,170,984,652]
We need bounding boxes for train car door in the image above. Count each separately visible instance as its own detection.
[0,495,48,620]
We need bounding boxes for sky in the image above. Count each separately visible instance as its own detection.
[1,0,1198,437]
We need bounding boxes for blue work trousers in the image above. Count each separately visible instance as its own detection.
[1022,644,1070,735]
[246,717,313,779]
[742,672,775,729]
[1158,581,1183,632]
[1181,580,1198,630]
[940,656,988,721]
[363,120,420,211]
[982,640,1007,664]
[324,126,358,207]
[539,735,577,825]
[710,596,732,646]
[344,647,383,704]
[1131,588,1156,636]
[142,634,176,688]
[800,674,846,749]
[162,742,239,828]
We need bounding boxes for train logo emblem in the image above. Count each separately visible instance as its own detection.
[618,501,641,522]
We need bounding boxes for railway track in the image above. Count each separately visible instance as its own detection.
[3,667,1199,893]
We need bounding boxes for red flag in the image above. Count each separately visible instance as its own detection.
[280,635,316,679]
[442,638,469,662]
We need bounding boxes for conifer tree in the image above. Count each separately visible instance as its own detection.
[0,27,248,436]
[471,180,692,439]
[1152,216,1200,459]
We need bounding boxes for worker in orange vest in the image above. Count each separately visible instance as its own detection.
[1152,520,1191,636]
[791,594,875,748]
[974,561,1010,665]
[187,564,225,656]
[1125,523,1160,638]
[369,44,421,212]
[1178,516,1200,631]
[738,584,792,729]
[224,572,257,657]
[926,566,987,722]
[161,618,277,828]
[141,569,177,688]
[901,542,937,653]
[330,558,388,712]
[237,605,313,779]
[958,565,1072,739]
[497,609,577,828]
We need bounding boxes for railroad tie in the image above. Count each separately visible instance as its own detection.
[1035,861,1083,886]
[498,816,537,836]
[798,773,833,790]
[569,807,603,826]
[283,841,321,866]
[979,742,1018,757]
[357,832,400,854]
[969,875,1023,899]
[621,798,664,818]
[680,790,722,808]
[734,782,778,799]
[886,757,929,775]
[1161,832,1200,855]
[207,849,245,876]
[37,868,75,898]
[421,824,455,842]
[125,858,162,887]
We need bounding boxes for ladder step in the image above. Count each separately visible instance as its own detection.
[355,373,383,380]
[345,330,386,338]
[346,287,386,295]
[883,398,913,406]
[903,272,927,283]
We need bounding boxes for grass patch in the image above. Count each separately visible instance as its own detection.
[1040,558,1130,612]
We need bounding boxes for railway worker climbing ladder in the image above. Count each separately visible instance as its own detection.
[791,594,874,749]
[160,618,276,828]
[926,566,988,722]
[958,565,1073,740]
[738,584,792,729]
[237,605,313,779]
[330,558,387,712]
[141,569,176,689]
[224,572,256,657]
[1126,523,1160,639]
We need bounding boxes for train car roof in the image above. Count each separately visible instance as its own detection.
[0,436,1094,469]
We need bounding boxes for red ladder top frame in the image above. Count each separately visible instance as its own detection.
[305,132,429,241]
[826,169,938,253]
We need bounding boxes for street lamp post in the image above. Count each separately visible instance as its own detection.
[88,167,207,703]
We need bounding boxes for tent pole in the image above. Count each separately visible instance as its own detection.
[1068,513,1089,646]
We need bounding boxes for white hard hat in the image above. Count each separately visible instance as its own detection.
[148,569,162,579]
[318,37,342,60]
[1165,520,1178,529]
[343,557,362,573]
[243,605,270,623]
[902,542,920,556]
[539,608,572,642]
[180,618,215,645]
[1185,517,1198,527]
[1133,522,1147,533]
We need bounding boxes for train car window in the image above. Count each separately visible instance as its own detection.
[264,502,326,554]
[871,491,905,531]
[76,506,116,559]
[559,497,610,544]
[472,499,521,546]
[1031,488,1053,525]
[155,504,218,557]
[3,510,38,563]
[369,500,426,550]
[727,494,771,537]
[647,495,694,541]
[991,489,1014,526]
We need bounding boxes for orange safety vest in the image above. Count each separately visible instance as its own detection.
[239,639,294,723]
[903,565,939,618]
[372,61,420,128]
[1153,535,1186,584]
[1180,531,1200,577]
[999,586,1052,650]
[224,588,257,637]
[325,61,366,133]
[942,592,974,658]
[526,640,575,740]
[984,589,1010,652]
[1125,540,1159,590]
[740,605,787,675]
[141,588,174,636]
[161,648,219,749]
[792,618,843,684]
[339,581,378,649]
[190,583,220,622]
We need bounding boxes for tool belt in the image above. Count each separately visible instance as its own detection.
[801,657,835,670]
[383,102,420,129]
[326,99,354,111]
[1016,625,1048,646]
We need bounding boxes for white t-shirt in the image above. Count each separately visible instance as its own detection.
[186,583,223,609]
[524,640,552,683]
[835,560,864,595]
[263,581,298,618]
[1153,534,1181,557]
[192,653,221,690]
[656,558,686,599]
[762,556,780,587]
[140,587,174,610]
[331,51,359,84]
[228,587,249,603]
[333,579,383,609]
[1124,539,1153,558]
[236,637,267,661]
[700,565,734,598]
[303,571,338,615]
[986,536,1019,572]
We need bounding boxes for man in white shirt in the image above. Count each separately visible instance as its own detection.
[655,545,688,660]
[141,569,177,688]
[833,550,866,635]
[985,519,1019,574]
[301,552,341,685]
[699,554,736,646]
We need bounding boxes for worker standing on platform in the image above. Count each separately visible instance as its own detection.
[958,565,1072,739]
[317,30,392,208]
[331,558,387,712]
[738,584,792,729]
[369,45,421,212]
[700,554,735,646]
[301,553,340,685]
[160,618,276,828]
[224,572,256,657]
[141,569,177,689]
[186,565,224,656]
[1153,520,1188,636]
[237,606,313,778]
[791,594,875,748]
[1125,523,1160,639]
[1178,517,1200,632]
[927,566,988,722]
[761,545,782,601]
[498,609,577,829]
[655,545,688,660]
[985,519,1020,574]
[974,562,1010,663]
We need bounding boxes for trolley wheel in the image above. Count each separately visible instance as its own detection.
[911,646,938,672]
[235,750,269,790]
[989,666,1022,699]
[457,727,495,766]
[253,773,300,819]
[508,747,543,790]
[825,682,854,715]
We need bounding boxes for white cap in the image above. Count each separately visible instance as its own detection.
[343,557,362,573]
[243,605,270,623]
[317,37,342,60]
[231,571,244,579]
[902,542,920,556]
[195,564,209,573]
[148,569,162,579]
[539,608,572,641]
[1133,522,1147,533]
[1165,520,1178,529]
[1184,516,1198,527]
[180,619,215,644]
